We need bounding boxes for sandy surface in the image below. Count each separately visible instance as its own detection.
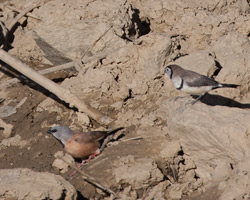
[0,0,250,199]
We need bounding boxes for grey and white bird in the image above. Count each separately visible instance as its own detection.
[165,64,239,103]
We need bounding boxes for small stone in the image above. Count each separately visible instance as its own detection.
[0,168,77,199]
[0,118,13,139]
[53,151,75,173]
[76,112,90,126]
[114,157,164,190]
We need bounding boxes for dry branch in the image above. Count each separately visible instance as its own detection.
[0,46,122,90]
[6,5,42,20]
[120,136,143,142]
[57,156,117,198]
[38,62,76,75]
[81,26,111,60]
[7,0,49,33]
[0,48,114,126]
[0,62,77,88]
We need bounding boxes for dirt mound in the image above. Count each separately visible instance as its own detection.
[0,0,250,199]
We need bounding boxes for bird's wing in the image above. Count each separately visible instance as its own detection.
[73,131,112,144]
[73,127,124,144]
[184,71,219,87]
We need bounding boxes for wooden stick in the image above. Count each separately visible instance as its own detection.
[0,62,77,88]
[6,5,42,20]
[120,136,143,142]
[38,62,76,75]
[57,156,117,197]
[0,46,122,90]
[0,48,113,126]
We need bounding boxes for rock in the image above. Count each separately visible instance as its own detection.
[114,186,137,200]
[1,135,28,148]
[173,50,216,76]
[159,140,182,158]
[168,183,186,200]
[111,84,130,101]
[28,0,128,60]
[0,118,13,138]
[112,1,143,41]
[125,77,149,95]
[75,112,90,126]
[132,0,250,53]
[142,181,170,200]
[9,31,52,64]
[218,172,250,200]
[110,101,123,110]
[113,156,164,190]
[0,168,77,200]
[137,33,172,79]
[36,98,63,113]
[165,99,250,182]
[211,32,250,101]
[0,97,27,118]
[0,105,17,118]
[79,68,114,91]
[52,151,75,173]
[212,32,250,79]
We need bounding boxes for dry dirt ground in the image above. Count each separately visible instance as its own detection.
[0,0,250,199]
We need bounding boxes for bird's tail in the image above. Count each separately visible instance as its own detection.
[220,83,240,88]
[90,127,125,142]
[107,127,125,134]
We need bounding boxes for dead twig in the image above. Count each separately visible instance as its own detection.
[81,26,112,60]
[6,0,50,33]
[0,61,77,88]
[38,61,76,75]
[120,136,143,142]
[0,48,113,126]
[0,46,123,90]
[57,156,117,198]
[6,5,42,20]
[3,0,51,48]
[0,61,77,89]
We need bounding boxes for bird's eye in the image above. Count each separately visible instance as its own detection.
[51,129,57,133]
[165,67,171,75]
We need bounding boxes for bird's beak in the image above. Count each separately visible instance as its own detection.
[47,128,52,134]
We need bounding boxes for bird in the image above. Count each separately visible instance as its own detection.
[47,126,123,165]
[165,64,239,103]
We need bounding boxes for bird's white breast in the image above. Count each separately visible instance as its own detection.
[181,84,213,95]
[171,76,214,95]
[171,76,183,89]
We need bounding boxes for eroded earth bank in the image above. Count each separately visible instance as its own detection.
[0,0,250,199]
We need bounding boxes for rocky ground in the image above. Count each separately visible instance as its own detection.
[0,0,250,199]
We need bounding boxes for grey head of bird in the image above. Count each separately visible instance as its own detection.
[165,66,172,77]
[165,64,183,79]
[47,126,75,145]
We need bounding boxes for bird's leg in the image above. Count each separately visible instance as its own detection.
[191,93,207,104]
[72,147,104,172]
[174,95,189,101]
[67,150,101,179]
[67,161,88,179]
[73,134,115,172]
[76,149,101,169]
